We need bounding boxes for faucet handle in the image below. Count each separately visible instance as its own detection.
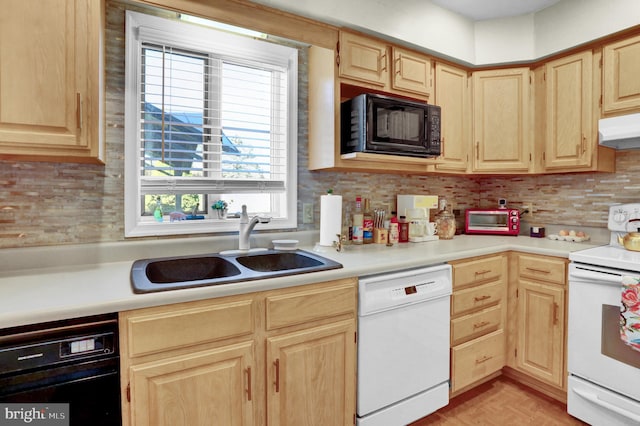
[333,234,347,252]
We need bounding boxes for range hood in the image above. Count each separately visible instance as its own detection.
[598,113,640,149]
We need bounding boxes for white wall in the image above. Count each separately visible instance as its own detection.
[250,0,477,64]
[534,0,640,58]
[475,14,535,64]
[251,0,640,65]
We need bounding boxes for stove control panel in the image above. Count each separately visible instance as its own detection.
[608,203,640,232]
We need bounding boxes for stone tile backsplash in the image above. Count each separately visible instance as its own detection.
[1,0,639,249]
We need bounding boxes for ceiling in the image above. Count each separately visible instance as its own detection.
[430,0,562,21]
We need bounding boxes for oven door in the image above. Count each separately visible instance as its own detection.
[568,264,640,423]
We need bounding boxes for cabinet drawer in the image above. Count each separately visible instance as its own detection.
[122,299,254,358]
[266,279,357,330]
[451,281,502,316]
[451,329,505,392]
[451,255,504,288]
[451,304,502,346]
[518,254,566,285]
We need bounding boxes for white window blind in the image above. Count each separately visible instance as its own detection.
[125,11,298,237]
[139,42,288,195]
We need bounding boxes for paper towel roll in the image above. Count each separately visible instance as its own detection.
[319,193,342,246]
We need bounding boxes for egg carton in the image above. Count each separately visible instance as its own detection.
[547,234,590,242]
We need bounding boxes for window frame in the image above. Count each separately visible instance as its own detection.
[124,11,298,237]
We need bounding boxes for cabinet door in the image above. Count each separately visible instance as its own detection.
[544,51,593,170]
[339,31,388,88]
[0,0,103,163]
[603,34,640,114]
[517,279,565,388]
[267,319,356,426]
[472,68,531,172]
[129,341,255,426]
[391,46,432,97]
[434,62,469,172]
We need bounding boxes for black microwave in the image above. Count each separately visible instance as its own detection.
[340,93,441,158]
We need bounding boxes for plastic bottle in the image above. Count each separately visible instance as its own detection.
[352,197,364,245]
[363,198,373,244]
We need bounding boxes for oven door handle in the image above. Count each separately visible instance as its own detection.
[573,387,640,422]
[570,267,623,283]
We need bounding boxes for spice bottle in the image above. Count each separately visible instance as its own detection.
[389,216,399,244]
[363,198,374,244]
[398,215,409,243]
[352,197,364,245]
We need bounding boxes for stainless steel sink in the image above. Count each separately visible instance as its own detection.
[131,249,342,293]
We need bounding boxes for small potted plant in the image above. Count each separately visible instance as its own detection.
[211,200,229,219]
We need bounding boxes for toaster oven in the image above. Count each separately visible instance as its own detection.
[465,208,520,236]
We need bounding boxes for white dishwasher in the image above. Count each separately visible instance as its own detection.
[357,264,452,426]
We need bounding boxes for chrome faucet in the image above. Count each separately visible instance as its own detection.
[238,205,271,250]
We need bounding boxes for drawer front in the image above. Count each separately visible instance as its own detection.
[451,329,505,392]
[451,281,503,316]
[452,255,504,289]
[518,254,566,285]
[266,279,357,331]
[451,304,502,346]
[123,299,254,358]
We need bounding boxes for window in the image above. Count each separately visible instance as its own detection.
[124,11,298,237]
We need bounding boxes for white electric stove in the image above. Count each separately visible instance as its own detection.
[567,203,640,425]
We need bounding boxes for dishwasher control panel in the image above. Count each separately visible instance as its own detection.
[358,264,452,316]
[391,282,433,298]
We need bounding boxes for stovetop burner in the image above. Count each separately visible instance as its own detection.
[570,203,640,273]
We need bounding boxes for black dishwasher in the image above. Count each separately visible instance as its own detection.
[0,313,121,426]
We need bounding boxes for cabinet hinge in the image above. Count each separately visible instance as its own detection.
[543,72,546,81]
[599,95,603,107]
[599,57,603,68]
[354,413,356,425]
[126,383,131,402]
[336,41,341,67]
[515,348,518,358]
[354,331,357,344]
[336,40,340,54]
[516,288,519,298]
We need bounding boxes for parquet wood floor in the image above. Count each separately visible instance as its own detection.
[410,376,588,425]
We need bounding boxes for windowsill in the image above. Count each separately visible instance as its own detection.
[125,217,297,238]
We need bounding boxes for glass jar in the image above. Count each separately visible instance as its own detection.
[435,200,456,240]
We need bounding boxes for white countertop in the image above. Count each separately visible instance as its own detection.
[0,233,602,328]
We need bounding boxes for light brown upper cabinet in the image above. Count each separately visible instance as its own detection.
[602,33,640,115]
[543,51,594,170]
[472,68,532,173]
[434,62,470,173]
[391,46,433,98]
[541,51,615,172]
[0,0,104,163]
[338,31,432,100]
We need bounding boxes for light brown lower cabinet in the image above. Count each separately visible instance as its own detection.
[119,278,357,426]
[448,253,508,395]
[504,252,568,402]
[450,251,569,403]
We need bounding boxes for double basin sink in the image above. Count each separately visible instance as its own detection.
[131,249,343,293]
